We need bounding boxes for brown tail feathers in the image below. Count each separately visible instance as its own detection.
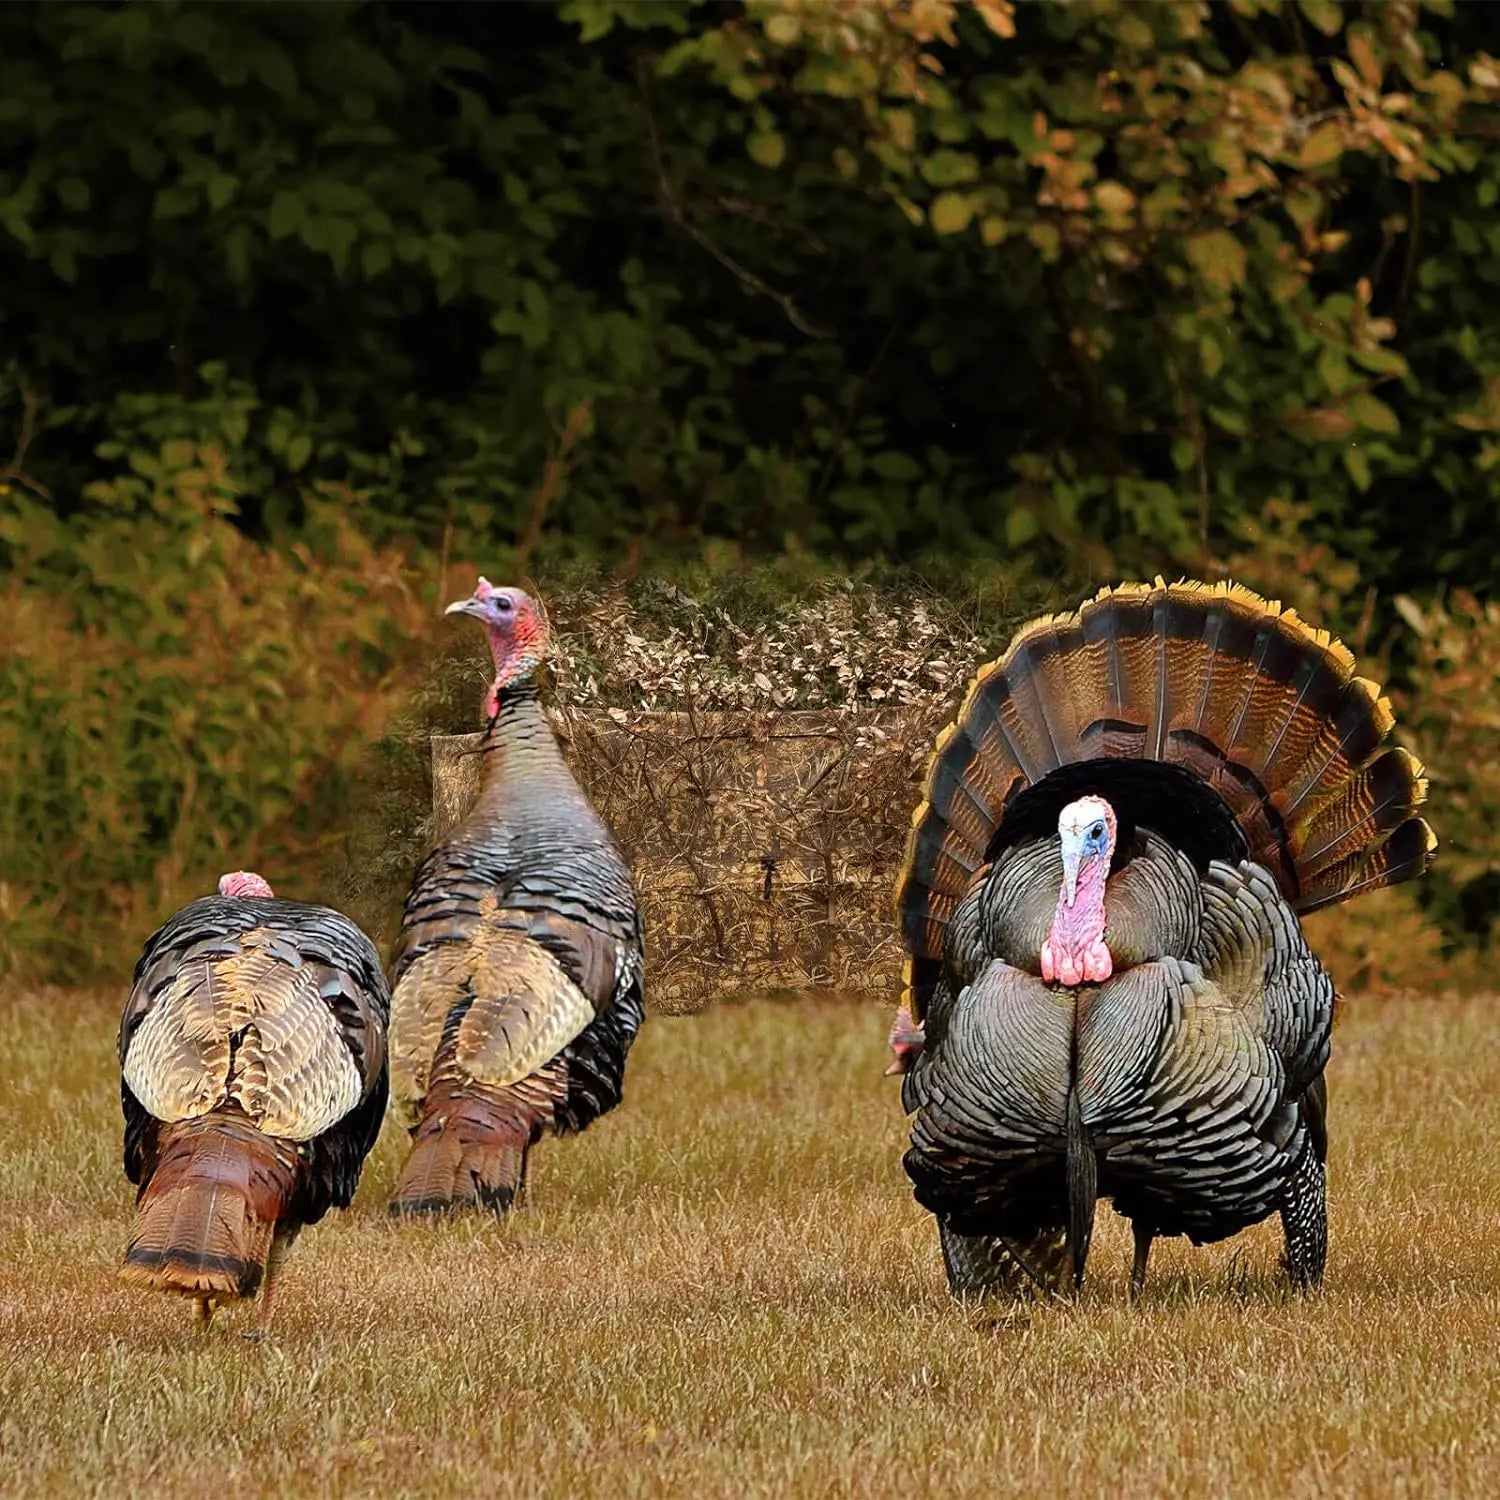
[388,1067,562,1217]
[120,1113,299,1301]
[897,578,1437,1020]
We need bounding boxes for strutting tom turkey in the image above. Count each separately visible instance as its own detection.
[118,872,389,1332]
[386,579,645,1216]
[891,579,1436,1300]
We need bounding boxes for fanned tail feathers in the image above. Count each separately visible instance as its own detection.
[896,578,1436,1018]
[120,1114,299,1300]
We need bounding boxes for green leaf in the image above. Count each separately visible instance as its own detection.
[1346,391,1400,435]
[1297,0,1344,37]
[268,191,306,240]
[870,451,921,482]
[1299,123,1346,170]
[929,190,974,236]
[361,240,392,278]
[747,131,785,169]
[285,434,313,472]
[521,279,549,325]
[1185,229,1246,295]
[764,12,801,45]
[153,185,198,220]
[920,150,980,187]
[56,177,90,212]
[325,219,358,274]
[223,225,253,286]
[166,108,216,139]
[1316,344,1351,395]
[1005,506,1039,545]
[255,44,298,98]
[1349,346,1408,377]
[1028,220,1060,260]
[206,174,238,211]
[1343,444,1372,490]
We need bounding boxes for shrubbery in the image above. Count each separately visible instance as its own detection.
[4,495,1491,990]
[0,438,433,977]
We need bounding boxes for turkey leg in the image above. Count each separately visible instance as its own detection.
[1129,1223,1153,1300]
[245,1223,300,1341]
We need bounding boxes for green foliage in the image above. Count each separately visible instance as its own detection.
[663,0,1500,590]
[0,430,432,979]
[0,0,1496,585]
[1391,589,1500,947]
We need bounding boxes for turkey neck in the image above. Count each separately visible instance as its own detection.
[471,678,597,833]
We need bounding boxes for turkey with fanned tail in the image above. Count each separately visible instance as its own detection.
[386,579,644,1217]
[891,578,1436,1299]
[118,871,389,1333]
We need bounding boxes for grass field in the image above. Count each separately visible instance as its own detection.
[3,989,1499,1498]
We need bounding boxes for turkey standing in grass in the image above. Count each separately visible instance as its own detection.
[386,579,644,1216]
[119,872,389,1332]
[892,579,1436,1300]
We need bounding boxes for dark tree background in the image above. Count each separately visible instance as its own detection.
[4,0,1498,578]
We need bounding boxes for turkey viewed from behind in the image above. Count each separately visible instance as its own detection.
[893,579,1436,1300]
[386,578,645,1216]
[119,872,389,1333]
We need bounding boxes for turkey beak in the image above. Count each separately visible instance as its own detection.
[445,596,487,620]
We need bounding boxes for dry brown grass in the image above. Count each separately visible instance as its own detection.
[3,988,1500,1498]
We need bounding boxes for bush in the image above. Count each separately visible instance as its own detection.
[1387,588,1500,961]
[0,437,432,979]
[1,515,1479,988]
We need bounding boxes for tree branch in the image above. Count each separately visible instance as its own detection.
[636,57,831,341]
[0,388,51,500]
[515,400,591,568]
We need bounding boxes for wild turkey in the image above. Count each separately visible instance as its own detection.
[118,871,389,1332]
[893,578,1436,1300]
[386,578,644,1216]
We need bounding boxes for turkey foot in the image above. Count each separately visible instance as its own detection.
[242,1293,274,1343]
[242,1283,275,1342]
